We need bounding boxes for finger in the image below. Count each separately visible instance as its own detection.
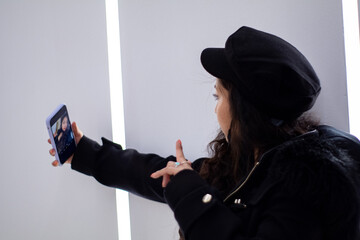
[150,169,165,179]
[48,139,51,144]
[162,174,171,187]
[49,149,55,156]
[52,160,59,167]
[151,167,175,179]
[176,139,186,162]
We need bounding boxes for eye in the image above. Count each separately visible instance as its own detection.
[212,94,219,101]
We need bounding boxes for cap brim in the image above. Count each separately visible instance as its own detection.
[200,48,238,83]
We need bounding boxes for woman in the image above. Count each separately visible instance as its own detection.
[53,115,73,153]
[49,26,360,239]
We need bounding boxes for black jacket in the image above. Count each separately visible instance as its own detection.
[71,125,360,239]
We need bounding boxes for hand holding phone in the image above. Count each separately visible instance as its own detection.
[48,122,83,166]
[46,104,77,166]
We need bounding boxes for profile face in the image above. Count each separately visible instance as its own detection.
[61,116,68,131]
[214,79,232,141]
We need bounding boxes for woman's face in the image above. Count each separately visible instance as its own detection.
[214,79,232,141]
[61,116,68,131]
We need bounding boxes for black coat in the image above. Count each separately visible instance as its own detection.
[71,125,360,239]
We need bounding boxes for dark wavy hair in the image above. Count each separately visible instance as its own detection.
[199,78,320,197]
[179,78,319,240]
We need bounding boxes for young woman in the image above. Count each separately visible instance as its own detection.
[53,115,73,153]
[49,26,360,239]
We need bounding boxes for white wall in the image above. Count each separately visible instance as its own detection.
[0,1,118,239]
[118,0,349,239]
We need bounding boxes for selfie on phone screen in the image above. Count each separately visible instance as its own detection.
[46,104,76,165]
[51,114,74,158]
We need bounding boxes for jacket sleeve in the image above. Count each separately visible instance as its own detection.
[71,135,176,203]
[164,170,323,240]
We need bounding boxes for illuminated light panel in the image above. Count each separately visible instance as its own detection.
[342,0,360,138]
[105,0,131,239]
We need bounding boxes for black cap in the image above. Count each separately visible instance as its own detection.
[201,26,321,120]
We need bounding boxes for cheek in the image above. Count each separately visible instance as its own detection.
[216,103,226,124]
[215,101,222,119]
[217,101,231,132]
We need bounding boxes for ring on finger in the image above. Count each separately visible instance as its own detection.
[174,161,187,168]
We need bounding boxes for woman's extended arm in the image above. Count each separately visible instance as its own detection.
[71,135,176,203]
[48,122,175,202]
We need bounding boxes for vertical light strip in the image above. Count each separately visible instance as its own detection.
[105,0,132,240]
[343,0,360,138]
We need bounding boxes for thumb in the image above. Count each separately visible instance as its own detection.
[71,122,83,144]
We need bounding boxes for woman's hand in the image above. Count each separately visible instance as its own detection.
[150,140,193,187]
[48,122,83,167]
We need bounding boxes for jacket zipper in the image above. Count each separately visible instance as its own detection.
[223,144,279,203]
[222,130,319,203]
[223,161,260,203]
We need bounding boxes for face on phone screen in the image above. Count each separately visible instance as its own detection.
[46,104,76,165]
[50,112,75,163]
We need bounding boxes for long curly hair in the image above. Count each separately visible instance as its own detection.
[179,78,319,239]
[199,78,319,197]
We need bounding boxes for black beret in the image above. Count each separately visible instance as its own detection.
[201,26,321,120]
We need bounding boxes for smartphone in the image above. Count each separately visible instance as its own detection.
[46,104,76,166]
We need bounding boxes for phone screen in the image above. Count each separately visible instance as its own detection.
[48,105,76,164]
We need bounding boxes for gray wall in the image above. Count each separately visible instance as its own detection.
[0,1,350,240]
[118,0,349,239]
[0,1,118,239]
